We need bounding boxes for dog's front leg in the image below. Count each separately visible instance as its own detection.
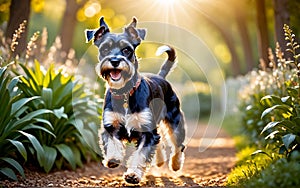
[100,110,125,168]
[100,129,124,168]
[124,134,157,184]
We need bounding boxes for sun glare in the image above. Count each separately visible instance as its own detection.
[155,0,178,6]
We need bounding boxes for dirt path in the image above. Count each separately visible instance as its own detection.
[1,121,236,187]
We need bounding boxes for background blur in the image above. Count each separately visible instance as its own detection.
[1,0,300,120]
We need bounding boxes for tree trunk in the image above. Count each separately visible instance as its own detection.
[273,0,290,57]
[235,5,255,71]
[59,0,87,61]
[256,0,270,68]
[5,0,31,57]
[58,0,79,59]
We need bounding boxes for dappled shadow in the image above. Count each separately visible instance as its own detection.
[1,124,236,187]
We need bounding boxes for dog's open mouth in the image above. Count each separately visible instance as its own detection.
[109,69,122,81]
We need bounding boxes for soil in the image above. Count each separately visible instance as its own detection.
[0,121,236,187]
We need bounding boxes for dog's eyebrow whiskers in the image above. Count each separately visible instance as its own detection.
[119,39,134,49]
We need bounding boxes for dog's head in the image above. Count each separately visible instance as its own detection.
[85,17,146,90]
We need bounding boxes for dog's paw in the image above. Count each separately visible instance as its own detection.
[106,159,121,168]
[124,172,141,184]
[170,152,184,171]
[156,161,165,167]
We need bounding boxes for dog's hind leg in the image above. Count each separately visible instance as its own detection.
[165,111,186,171]
[155,141,166,167]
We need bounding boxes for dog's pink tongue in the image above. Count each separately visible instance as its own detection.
[110,70,121,80]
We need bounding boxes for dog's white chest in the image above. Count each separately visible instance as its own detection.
[103,108,153,136]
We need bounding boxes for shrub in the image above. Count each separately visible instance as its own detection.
[259,25,300,157]
[0,20,102,180]
[226,147,274,186]
[14,60,101,172]
[237,54,293,145]
[0,65,53,180]
[227,24,300,187]
[245,152,300,188]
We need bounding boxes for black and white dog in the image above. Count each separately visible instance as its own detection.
[85,17,186,184]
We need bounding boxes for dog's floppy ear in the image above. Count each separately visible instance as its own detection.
[85,17,110,46]
[125,17,146,47]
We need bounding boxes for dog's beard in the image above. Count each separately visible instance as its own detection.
[96,58,136,90]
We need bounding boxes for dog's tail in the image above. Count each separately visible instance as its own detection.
[156,45,176,79]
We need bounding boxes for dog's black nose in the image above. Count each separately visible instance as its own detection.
[111,60,120,67]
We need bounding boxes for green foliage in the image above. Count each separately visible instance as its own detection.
[14,60,101,172]
[227,147,274,186]
[259,25,300,157]
[227,25,300,187]
[241,152,300,188]
[0,21,102,181]
[228,151,300,188]
[0,65,52,180]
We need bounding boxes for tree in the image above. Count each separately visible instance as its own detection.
[235,8,255,72]
[58,0,87,60]
[273,0,290,56]
[5,0,31,57]
[255,0,270,68]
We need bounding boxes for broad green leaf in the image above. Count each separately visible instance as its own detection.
[1,157,25,178]
[53,107,68,119]
[71,118,84,132]
[54,82,74,107]
[0,167,17,180]
[41,87,53,108]
[7,76,20,95]
[23,124,56,138]
[5,109,53,133]
[19,63,40,92]
[34,118,54,130]
[260,95,279,106]
[279,145,287,155]
[260,95,272,106]
[261,104,292,119]
[34,60,44,84]
[11,96,40,115]
[282,133,296,150]
[0,90,10,125]
[287,87,298,98]
[55,144,76,170]
[265,130,279,140]
[70,146,83,167]
[43,63,53,87]
[0,66,7,76]
[281,96,291,103]
[42,145,57,173]
[55,157,63,170]
[14,106,29,118]
[81,129,99,152]
[261,121,280,134]
[18,131,45,167]
[251,150,272,159]
[7,139,27,161]
[280,120,297,130]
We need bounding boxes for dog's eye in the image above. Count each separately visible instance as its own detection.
[122,47,132,57]
[101,48,110,56]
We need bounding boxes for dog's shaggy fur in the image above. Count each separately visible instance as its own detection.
[85,17,186,184]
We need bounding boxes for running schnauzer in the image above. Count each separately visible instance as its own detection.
[85,17,186,184]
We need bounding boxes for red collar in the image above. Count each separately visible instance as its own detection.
[110,76,141,100]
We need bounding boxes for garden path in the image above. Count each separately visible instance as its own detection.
[2,120,236,187]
